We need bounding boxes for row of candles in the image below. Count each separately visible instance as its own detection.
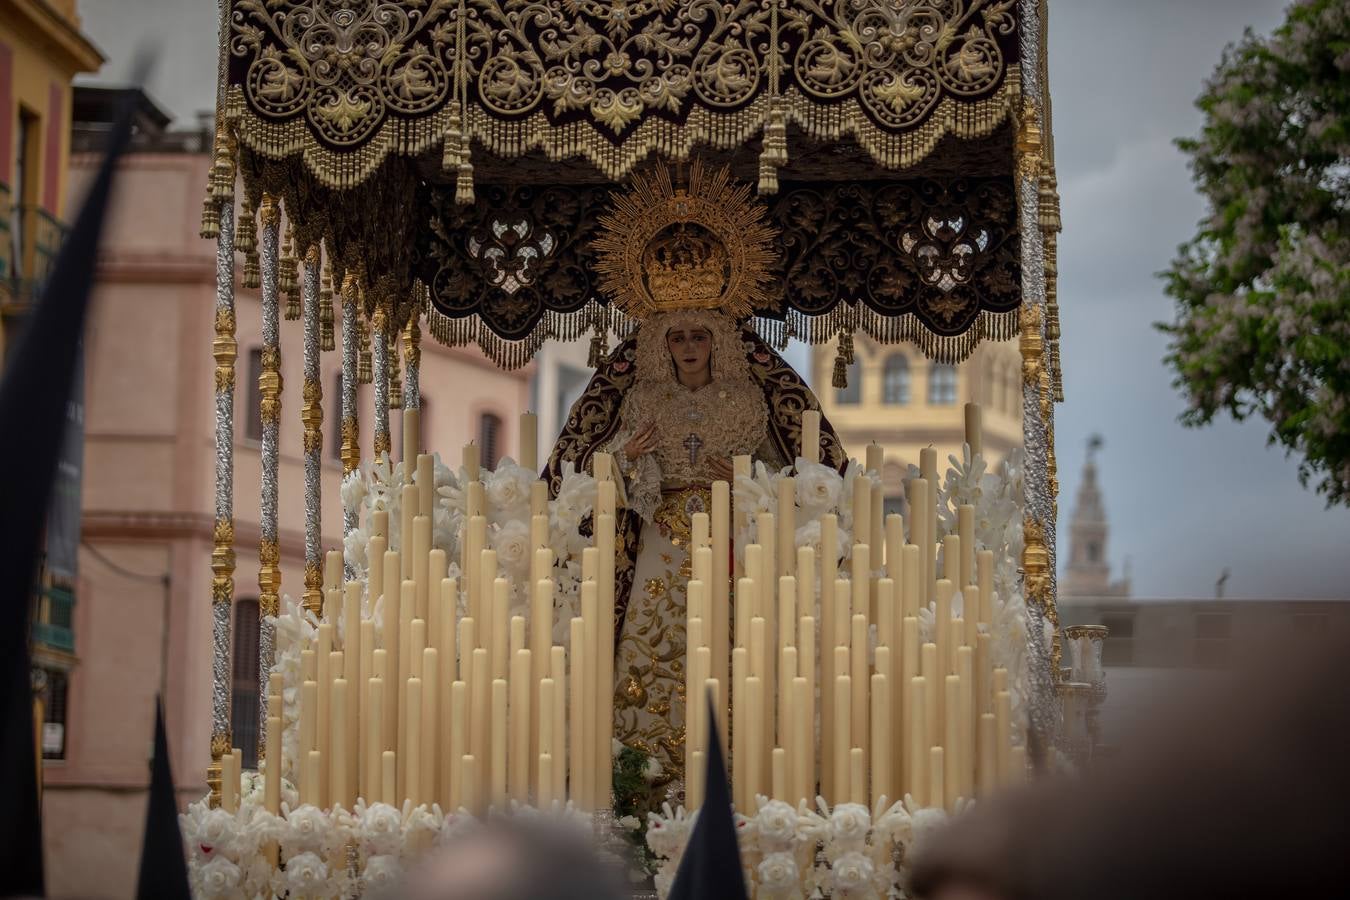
[217,402,1023,818]
[687,407,1024,812]
[219,407,621,816]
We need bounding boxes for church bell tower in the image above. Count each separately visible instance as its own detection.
[1063,435,1130,598]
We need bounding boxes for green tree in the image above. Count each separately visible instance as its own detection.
[1160,0,1350,504]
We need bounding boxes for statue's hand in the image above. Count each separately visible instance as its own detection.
[624,423,658,461]
[708,456,735,482]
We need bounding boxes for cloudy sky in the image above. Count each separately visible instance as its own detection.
[79,0,1349,599]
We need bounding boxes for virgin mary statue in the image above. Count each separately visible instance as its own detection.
[544,165,845,786]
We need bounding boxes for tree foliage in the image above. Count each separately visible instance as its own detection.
[1160,0,1350,504]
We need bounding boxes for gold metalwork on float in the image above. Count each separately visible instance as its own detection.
[593,163,777,322]
[1014,97,1044,180]
[1018,304,1043,387]
[259,346,283,425]
[258,538,282,618]
[303,561,323,618]
[207,732,230,809]
[403,317,421,372]
[302,377,323,455]
[213,308,237,393]
[211,518,236,606]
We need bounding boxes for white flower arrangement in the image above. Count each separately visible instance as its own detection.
[265,593,318,785]
[182,790,593,899]
[646,794,969,900]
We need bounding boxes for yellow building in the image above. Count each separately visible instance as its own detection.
[812,335,1023,509]
[0,0,102,358]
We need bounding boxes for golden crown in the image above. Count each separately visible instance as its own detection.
[593,163,778,321]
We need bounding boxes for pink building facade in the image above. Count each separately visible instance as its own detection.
[44,136,530,898]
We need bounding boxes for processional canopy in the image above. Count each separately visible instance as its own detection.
[222,0,1039,366]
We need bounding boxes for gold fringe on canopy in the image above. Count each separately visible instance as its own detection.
[223,73,1018,194]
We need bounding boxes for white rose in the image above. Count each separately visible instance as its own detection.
[282,804,330,855]
[794,459,843,515]
[643,756,664,781]
[617,815,641,831]
[486,461,534,520]
[358,802,405,856]
[362,854,402,891]
[755,800,798,850]
[284,851,328,896]
[491,520,532,578]
[831,850,875,894]
[196,855,242,899]
[193,807,241,858]
[827,803,871,850]
[756,851,800,895]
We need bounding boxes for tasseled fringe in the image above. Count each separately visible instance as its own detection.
[757,101,788,196]
[456,161,475,205]
[237,195,260,290]
[831,331,854,389]
[199,190,220,240]
[424,301,631,371]
[587,308,609,368]
[281,225,301,320]
[200,125,235,240]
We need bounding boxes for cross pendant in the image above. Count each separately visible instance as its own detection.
[682,432,704,466]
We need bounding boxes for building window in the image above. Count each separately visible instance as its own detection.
[927,363,957,405]
[479,413,502,470]
[330,372,344,462]
[834,359,860,405]
[40,668,69,761]
[13,109,38,280]
[882,354,910,405]
[1100,612,1134,666]
[1087,541,1101,563]
[231,599,261,769]
[245,348,264,442]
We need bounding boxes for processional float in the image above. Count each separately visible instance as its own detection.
[189,0,1096,895]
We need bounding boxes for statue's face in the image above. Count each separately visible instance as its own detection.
[666,325,713,379]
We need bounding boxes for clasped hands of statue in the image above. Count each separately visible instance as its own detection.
[623,423,737,482]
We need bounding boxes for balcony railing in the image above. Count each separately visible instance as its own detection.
[33,585,75,654]
[0,191,67,313]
